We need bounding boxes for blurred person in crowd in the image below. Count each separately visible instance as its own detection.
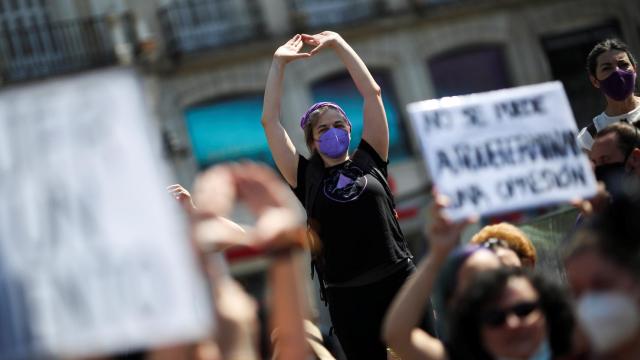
[194,162,344,359]
[589,121,640,178]
[430,243,502,341]
[384,195,575,360]
[433,221,534,338]
[575,121,640,217]
[577,38,640,151]
[469,222,537,268]
[564,193,640,359]
[166,163,340,360]
[448,267,575,360]
[261,31,429,359]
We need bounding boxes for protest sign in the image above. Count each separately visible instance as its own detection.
[0,68,211,359]
[408,81,597,221]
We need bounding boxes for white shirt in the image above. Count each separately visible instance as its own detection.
[577,104,640,150]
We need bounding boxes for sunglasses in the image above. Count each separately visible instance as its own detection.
[481,238,510,251]
[480,301,540,328]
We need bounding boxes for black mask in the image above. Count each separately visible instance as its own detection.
[595,162,628,197]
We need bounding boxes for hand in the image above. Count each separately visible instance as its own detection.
[167,184,196,213]
[571,181,610,217]
[191,166,247,251]
[230,163,305,249]
[301,31,342,55]
[426,192,477,257]
[274,34,312,64]
[191,163,305,253]
[192,166,236,219]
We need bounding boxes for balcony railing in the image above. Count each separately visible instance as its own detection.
[158,0,265,58]
[0,14,135,83]
[289,0,385,30]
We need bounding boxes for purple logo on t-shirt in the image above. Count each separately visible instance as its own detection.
[323,164,367,203]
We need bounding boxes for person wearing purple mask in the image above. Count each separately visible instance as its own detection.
[261,31,428,359]
[577,38,640,151]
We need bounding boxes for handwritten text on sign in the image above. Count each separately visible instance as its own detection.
[408,82,597,221]
[0,68,211,359]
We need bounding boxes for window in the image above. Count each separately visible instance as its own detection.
[429,45,511,97]
[185,94,273,168]
[158,0,263,57]
[291,0,379,28]
[311,71,410,161]
[542,21,621,129]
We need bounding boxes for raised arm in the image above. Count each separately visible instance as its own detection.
[170,182,249,252]
[303,31,389,161]
[232,163,310,360]
[383,197,472,360]
[262,35,311,187]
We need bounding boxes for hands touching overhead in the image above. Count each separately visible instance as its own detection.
[274,31,343,63]
[168,163,312,360]
[169,163,306,254]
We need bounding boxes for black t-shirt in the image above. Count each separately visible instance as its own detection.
[293,140,411,284]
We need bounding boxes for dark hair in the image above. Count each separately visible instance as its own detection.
[432,245,490,338]
[448,267,574,360]
[586,38,637,78]
[565,190,640,279]
[596,121,640,158]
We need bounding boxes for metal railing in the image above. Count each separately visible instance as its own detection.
[289,0,386,30]
[158,0,265,58]
[519,206,580,281]
[0,14,135,83]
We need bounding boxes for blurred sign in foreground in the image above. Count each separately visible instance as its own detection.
[408,81,597,221]
[0,68,212,359]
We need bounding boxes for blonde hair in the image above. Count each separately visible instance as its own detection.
[469,222,537,267]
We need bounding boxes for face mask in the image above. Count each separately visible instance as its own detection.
[594,161,631,198]
[599,68,637,101]
[317,127,350,158]
[576,291,640,354]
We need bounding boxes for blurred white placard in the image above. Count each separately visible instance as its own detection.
[0,68,212,359]
[408,81,597,221]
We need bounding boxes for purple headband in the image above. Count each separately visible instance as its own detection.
[299,102,351,129]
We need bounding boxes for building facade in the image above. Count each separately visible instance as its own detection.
[143,0,639,262]
[1,0,639,350]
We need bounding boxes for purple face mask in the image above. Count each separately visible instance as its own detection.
[317,128,350,158]
[599,68,637,101]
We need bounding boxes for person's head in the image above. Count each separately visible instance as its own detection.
[590,122,640,181]
[436,245,503,309]
[433,245,502,341]
[300,102,352,159]
[564,194,640,356]
[587,38,637,102]
[589,122,640,197]
[450,267,574,360]
[470,223,537,268]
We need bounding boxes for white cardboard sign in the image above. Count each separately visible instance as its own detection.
[408,82,597,221]
[0,68,211,359]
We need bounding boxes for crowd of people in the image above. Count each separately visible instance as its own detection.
[90,33,639,359]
